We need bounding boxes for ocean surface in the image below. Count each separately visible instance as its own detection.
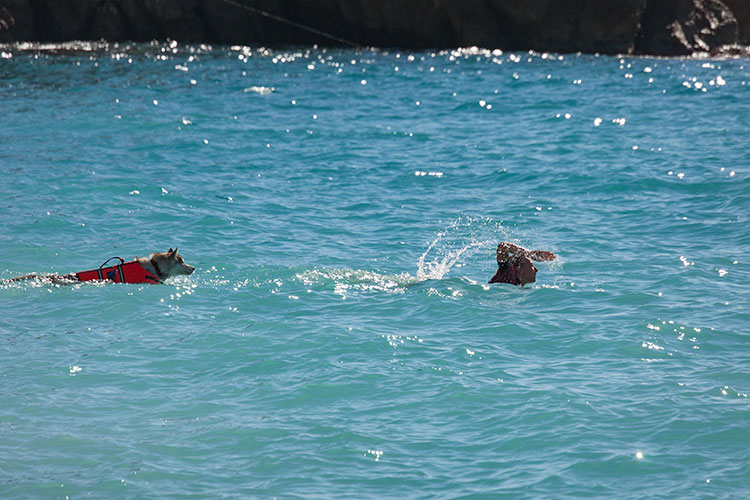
[1,41,748,499]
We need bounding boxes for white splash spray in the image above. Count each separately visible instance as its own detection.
[416,215,506,281]
[293,216,511,296]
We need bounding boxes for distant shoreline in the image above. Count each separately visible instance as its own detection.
[1,0,748,57]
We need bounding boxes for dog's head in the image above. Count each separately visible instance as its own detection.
[514,255,538,286]
[150,248,194,278]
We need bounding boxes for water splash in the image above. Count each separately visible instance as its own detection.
[416,239,484,281]
[294,214,513,296]
[416,215,506,281]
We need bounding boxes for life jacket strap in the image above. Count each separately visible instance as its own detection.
[98,257,124,282]
[150,259,165,281]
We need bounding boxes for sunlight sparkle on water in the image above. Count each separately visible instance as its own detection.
[2,40,748,500]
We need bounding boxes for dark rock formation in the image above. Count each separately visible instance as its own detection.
[636,0,743,54]
[0,0,748,56]
[0,0,34,42]
[724,0,750,42]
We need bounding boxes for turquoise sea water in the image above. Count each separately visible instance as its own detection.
[1,42,748,498]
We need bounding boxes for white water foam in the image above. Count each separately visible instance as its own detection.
[297,268,417,298]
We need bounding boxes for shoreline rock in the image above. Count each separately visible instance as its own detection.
[0,0,748,56]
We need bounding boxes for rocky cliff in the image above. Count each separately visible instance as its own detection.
[0,0,748,55]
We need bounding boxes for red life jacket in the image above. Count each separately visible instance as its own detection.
[75,257,161,284]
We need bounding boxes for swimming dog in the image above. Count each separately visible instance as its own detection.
[134,248,195,282]
[7,248,194,284]
[489,242,556,286]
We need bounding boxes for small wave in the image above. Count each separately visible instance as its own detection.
[244,86,275,95]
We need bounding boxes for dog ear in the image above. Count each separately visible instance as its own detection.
[168,248,174,254]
